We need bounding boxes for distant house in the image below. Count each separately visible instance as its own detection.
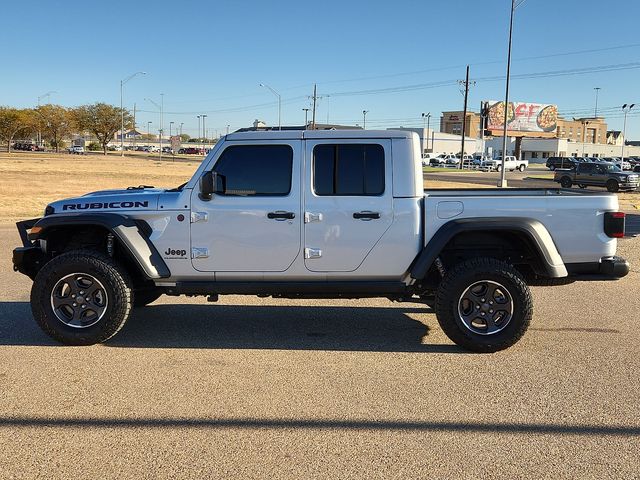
[606,130,624,146]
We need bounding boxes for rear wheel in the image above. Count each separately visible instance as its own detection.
[560,176,572,188]
[518,164,526,172]
[31,250,133,345]
[496,165,503,172]
[435,257,533,352]
[606,180,619,192]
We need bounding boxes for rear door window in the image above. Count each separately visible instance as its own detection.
[313,144,385,196]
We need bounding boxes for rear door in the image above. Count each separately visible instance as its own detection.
[303,140,393,272]
[190,141,302,272]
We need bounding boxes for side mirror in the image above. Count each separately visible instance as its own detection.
[200,171,216,200]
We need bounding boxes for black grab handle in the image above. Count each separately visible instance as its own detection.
[268,211,296,220]
[353,211,380,219]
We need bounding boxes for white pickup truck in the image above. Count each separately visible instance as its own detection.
[482,155,528,172]
[13,130,629,352]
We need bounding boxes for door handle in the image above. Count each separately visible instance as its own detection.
[353,211,380,220]
[267,211,295,220]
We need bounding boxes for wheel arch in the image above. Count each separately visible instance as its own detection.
[30,214,170,280]
[410,217,568,281]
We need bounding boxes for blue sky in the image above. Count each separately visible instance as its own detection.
[1,0,639,138]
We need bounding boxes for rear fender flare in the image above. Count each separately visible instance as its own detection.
[410,217,568,280]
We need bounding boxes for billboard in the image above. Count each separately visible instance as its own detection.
[486,101,558,134]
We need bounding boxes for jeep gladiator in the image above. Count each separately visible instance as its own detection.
[13,130,630,352]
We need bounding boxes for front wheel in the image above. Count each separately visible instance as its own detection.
[606,180,619,192]
[31,250,133,345]
[518,164,526,172]
[560,176,572,188]
[434,258,533,352]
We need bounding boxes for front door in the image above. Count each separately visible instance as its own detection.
[190,141,301,272]
[303,140,393,272]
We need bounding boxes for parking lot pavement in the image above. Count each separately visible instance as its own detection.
[1,226,639,479]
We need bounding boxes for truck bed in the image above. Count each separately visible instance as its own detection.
[422,188,619,264]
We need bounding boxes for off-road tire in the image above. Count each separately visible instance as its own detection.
[606,180,619,193]
[435,257,533,353]
[133,288,162,308]
[560,176,572,188]
[31,250,133,345]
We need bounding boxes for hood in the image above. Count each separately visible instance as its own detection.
[47,187,162,215]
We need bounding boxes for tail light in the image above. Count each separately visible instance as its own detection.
[604,212,625,238]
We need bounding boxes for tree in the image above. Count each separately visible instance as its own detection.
[179,133,190,142]
[0,107,34,153]
[72,103,132,155]
[35,105,71,153]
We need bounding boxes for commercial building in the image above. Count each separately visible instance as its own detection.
[440,111,482,138]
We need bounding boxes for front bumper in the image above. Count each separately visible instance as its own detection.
[566,256,630,280]
[13,218,45,280]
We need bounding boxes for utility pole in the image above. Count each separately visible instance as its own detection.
[197,116,201,143]
[311,84,318,130]
[132,103,137,150]
[159,93,164,161]
[326,95,331,125]
[594,87,601,117]
[362,110,369,129]
[459,65,473,170]
[303,108,310,128]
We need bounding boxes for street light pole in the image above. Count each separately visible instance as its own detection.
[594,87,601,117]
[422,112,431,152]
[120,72,145,156]
[260,83,281,130]
[226,125,230,135]
[169,121,174,138]
[621,104,635,167]
[303,108,310,128]
[37,91,56,147]
[202,114,207,153]
[499,0,517,188]
[362,110,369,129]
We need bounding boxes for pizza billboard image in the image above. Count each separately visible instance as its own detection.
[486,101,558,133]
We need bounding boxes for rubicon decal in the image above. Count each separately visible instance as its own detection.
[62,201,149,211]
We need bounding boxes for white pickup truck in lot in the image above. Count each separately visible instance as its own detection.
[482,155,528,172]
[13,130,629,352]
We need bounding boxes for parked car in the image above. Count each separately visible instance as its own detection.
[554,162,639,192]
[473,155,491,166]
[69,146,85,155]
[161,146,173,154]
[483,156,528,172]
[421,153,442,166]
[428,155,447,166]
[443,154,459,165]
[546,157,576,170]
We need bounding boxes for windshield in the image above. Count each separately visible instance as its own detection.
[602,164,622,173]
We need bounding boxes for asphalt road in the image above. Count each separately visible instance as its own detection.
[1,227,639,479]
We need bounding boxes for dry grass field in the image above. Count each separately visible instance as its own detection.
[0,152,200,222]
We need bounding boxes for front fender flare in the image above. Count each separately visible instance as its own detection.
[31,213,170,279]
[410,217,568,280]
